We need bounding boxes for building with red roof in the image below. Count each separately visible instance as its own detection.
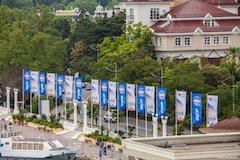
[123,0,240,64]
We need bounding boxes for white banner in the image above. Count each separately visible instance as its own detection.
[207,95,218,127]
[31,71,39,94]
[65,76,73,101]
[109,81,117,108]
[146,86,155,114]
[47,73,55,96]
[176,90,187,121]
[127,84,136,111]
[91,79,99,104]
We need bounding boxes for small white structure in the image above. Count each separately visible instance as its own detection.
[13,88,19,114]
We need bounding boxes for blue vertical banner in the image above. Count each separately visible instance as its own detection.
[137,85,145,114]
[192,93,202,125]
[118,83,126,110]
[57,74,64,99]
[101,80,108,107]
[39,72,46,96]
[75,77,82,102]
[23,70,31,93]
[157,88,167,117]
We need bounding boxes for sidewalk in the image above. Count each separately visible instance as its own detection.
[0,113,127,160]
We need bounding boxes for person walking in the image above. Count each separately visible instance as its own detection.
[4,121,7,131]
[8,121,12,131]
[103,146,107,155]
[111,145,115,158]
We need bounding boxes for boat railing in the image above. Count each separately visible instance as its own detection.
[0,130,22,138]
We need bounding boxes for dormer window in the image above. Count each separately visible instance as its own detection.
[203,19,215,27]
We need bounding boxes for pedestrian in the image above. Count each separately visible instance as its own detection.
[4,121,7,131]
[9,121,12,131]
[111,145,115,158]
[99,140,104,149]
[103,146,107,155]
[58,112,61,118]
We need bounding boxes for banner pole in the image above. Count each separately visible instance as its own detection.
[117,82,119,133]
[145,86,147,138]
[175,89,177,136]
[190,92,193,135]
[136,84,138,138]
[108,81,110,131]
[99,80,101,129]
[22,70,25,110]
[206,94,208,127]
[55,74,57,120]
[126,84,128,135]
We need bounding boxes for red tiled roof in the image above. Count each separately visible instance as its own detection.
[122,0,173,2]
[163,0,236,18]
[202,0,239,6]
[199,116,240,133]
[151,20,240,33]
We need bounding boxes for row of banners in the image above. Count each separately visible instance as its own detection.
[23,70,218,127]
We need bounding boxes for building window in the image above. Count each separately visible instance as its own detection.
[150,8,160,20]
[204,19,215,27]
[174,37,182,46]
[154,37,162,46]
[222,36,229,45]
[213,36,220,45]
[184,37,191,46]
[204,36,211,45]
[129,8,134,20]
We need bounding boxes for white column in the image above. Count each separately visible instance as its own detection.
[152,113,158,138]
[83,101,88,133]
[6,87,10,113]
[73,100,78,130]
[161,116,168,137]
[14,88,19,114]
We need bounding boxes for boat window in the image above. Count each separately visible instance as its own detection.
[4,134,7,138]
[0,134,3,138]
[23,143,28,150]
[17,143,22,149]
[39,144,43,150]
[12,143,17,149]
[34,143,39,150]
[28,143,33,150]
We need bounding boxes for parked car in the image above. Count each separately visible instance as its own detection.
[86,84,91,90]
[103,111,117,123]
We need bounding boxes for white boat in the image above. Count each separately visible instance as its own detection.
[0,130,78,159]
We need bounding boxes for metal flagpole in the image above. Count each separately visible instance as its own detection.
[136,84,138,138]
[91,79,93,128]
[38,79,40,115]
[190,92,193,135]
[99,80,102,128]
[22,70,24,109]
[108,81,110,131]
[156,86,158,136]
[55,74,58,119]
[145,86,147,138]
[175,89,177,136]
[126,84,128,135]
[30,89,32,113]
[206,94,208,127]
[117,82,119,133]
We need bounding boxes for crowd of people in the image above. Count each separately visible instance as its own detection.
[96,139,115,157]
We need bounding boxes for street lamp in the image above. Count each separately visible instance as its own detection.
[150,68,166,87]
[105,62,120,79]
[161,115,168,137]
[152,113,158,137]
[90,44,99,62]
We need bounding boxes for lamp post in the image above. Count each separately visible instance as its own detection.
[73,100,78,130]
[82,100,88,133]
[150,68,166,87]
[14,88,19,114]
[152,113,158,137]
[105,62,120,79]
[6,87,10,113]
[90,45,99,62]
[161,116,168,137]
